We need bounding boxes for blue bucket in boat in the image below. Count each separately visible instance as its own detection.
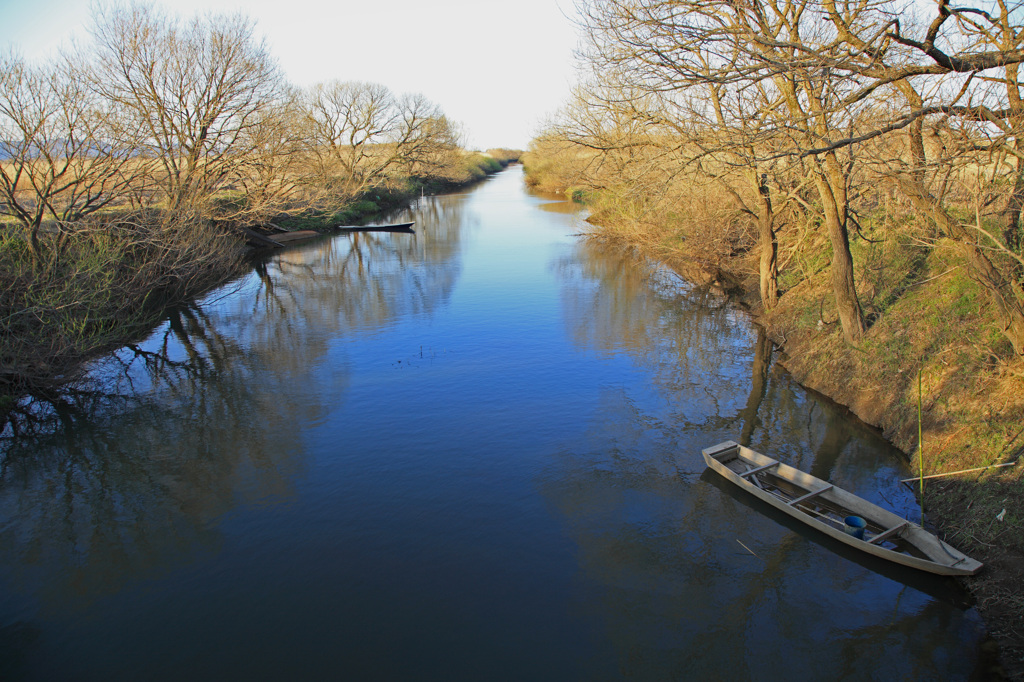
[844,515,867,540]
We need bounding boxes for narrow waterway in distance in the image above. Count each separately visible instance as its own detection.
[0,169,984,680]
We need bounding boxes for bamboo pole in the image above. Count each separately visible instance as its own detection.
[899,461,1018,483]
[736,539,761,559]
[918,369,924,525]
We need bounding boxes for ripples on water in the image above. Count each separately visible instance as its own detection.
[0,169,984,680]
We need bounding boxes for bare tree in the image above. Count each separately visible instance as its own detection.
[86,3,285,216]
[392,93,463,179]
[0,53,143,262]
[229,91,311,225]
[574,0,876,338]
[821,0,1024,354]
[300,81,460,206]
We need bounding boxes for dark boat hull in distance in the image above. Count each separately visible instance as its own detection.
[336,222,415,233]
[702,441,983,576]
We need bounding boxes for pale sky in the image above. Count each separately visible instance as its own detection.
[0,0,582,150]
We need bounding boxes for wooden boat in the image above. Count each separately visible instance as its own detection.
[242,226,285,248]
[268,230,320,243]
[242,228,321,248]
[335,222,415,233]
[702,441,982,576]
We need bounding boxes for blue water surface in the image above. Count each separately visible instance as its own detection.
[0,169,984,681]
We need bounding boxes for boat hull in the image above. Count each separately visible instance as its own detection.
[702,441,982,576]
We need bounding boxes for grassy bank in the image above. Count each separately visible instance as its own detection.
[523,153,1024,678]
[762,236,1024,680]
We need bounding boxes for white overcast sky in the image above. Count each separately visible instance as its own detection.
[0,0,582,150]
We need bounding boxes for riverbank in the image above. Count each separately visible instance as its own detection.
[758,259,1024,680]
[570,203,1024,679]
[0,153,520,424]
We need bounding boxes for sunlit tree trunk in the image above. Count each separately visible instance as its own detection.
[756,173,779,309]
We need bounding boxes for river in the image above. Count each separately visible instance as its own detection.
[0,168,985,680]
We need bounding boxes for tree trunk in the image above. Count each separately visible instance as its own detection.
[1001,65,1024,265]
[813,163,866,344]
[757,173,779,309]
[1003,155,1024,259]
[29,224,43,265]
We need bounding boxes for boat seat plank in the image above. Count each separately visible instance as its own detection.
[868,522,909,545]
[705,442,738,457]
[787,484,833,507]
[740,462,778,478]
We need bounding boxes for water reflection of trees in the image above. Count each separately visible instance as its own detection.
[0,192,471,609]
[556,238,917,499]
[557,239,758,427]
[0,328,315,608]
[542,239,979,679]
[249,193,467,333]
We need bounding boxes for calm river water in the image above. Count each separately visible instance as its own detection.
[0,169,985,680]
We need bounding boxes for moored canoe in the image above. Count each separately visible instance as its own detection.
[702,441,982,576]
